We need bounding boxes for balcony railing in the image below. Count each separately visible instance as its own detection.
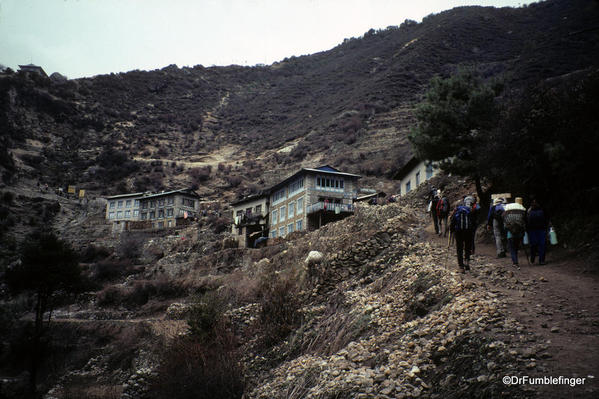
[306,202,354,215]
[234,213,267,226]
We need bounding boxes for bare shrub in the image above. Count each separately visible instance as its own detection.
[117,233,145,261]
[148,335,244,399]
[189,166,211,184]
[90,259,135,282]
[207,214,230,234]
[96,279,184,308]
[80,245,111,263]
[253,267,302,348]
[148,289,244,398]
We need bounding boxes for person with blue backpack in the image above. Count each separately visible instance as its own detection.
[449,197,475,273]
[487,197,507,258]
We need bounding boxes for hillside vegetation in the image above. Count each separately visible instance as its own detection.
[1,1,599,398]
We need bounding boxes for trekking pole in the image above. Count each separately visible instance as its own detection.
[444,230,452,269]
[521,237,531,266]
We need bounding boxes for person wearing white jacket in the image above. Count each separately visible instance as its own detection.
[503,197,527,266]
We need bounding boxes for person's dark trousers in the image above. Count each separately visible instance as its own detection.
[455,230,473,268]
[529,229,546,264]
[432,211,439,234]
[508,233,522,265]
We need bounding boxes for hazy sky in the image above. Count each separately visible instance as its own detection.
[1,0,527,79]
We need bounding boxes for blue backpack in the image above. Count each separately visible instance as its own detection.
[453,205,472,231]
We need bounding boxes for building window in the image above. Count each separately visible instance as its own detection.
[134,199,140,207]
[272,189,286,204]
[168,220,173,227]
[133,210,139,217]
[415,171,420,186]
[108,212,115,219]
[158,209,165,219]
[296,220,303,231]
[289,178,304,195]
[316,176,344,192]
[109,201,115,209]
[426,164,434,179]
[288,202,295,218]
[149,211,156,219]
[271,210,277,226]
[183,198,195,207]
[297,197,304,214]
[167,197,174,205]
[255,204,262,214]
[150,201,156,208]
[245,207,252,215]
[116,211,123,219]
[279,226,285,237]
[158,199,165,207]
[279,206,286,222]
[124,210,131,218]
[142,202,148,209]
[141,212,147,220]
[158,221,164,228]
[117,200,123,208]
[405,181,411,193]
[167,208,173,217]
[288,223,294,234]
[271,230,277,238]
[126,200,132,208]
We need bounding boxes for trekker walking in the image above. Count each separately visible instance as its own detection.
[527,199,549,265]
[503,197,527,266]
[436,192,449,237]
[450,199,475,273]
[429,188,440,234]
[487,197,507,258]
[464,194,480,255]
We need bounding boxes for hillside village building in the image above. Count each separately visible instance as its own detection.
[105,188,201,231]
[231,166,360,247]
[394,157,440,196]
[231,193,269,248]
[18,64,47,77]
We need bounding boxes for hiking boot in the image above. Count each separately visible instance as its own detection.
[458,267,465,274]
[464,259,470,270]
[497,252,506,258]
[539,261,546,265]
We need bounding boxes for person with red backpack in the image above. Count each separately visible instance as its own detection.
[503,197,527,266]
[436,192,449,237]
[450,198,475,273]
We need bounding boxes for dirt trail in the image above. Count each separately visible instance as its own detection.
[423,219,599,398]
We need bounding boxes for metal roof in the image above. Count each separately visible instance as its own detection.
[105,192,146,200]
[137,188,201,200]
[231,193,269,207]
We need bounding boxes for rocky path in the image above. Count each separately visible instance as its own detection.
[424,221,599,398]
